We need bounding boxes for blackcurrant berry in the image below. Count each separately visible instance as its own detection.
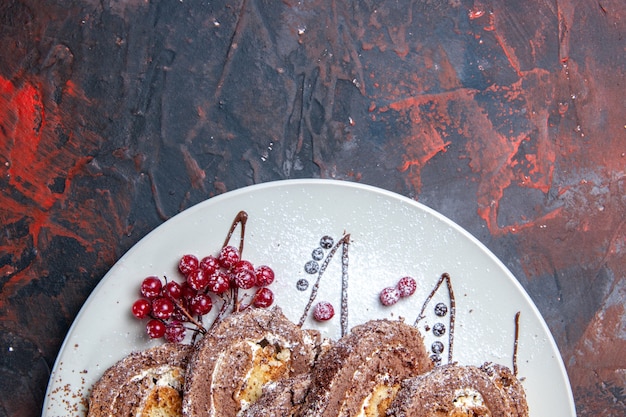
[304,260,319,274]
[433,322,446,337]
[434,302,448,317]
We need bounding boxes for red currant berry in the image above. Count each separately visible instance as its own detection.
[178,254,199,276]
[208,271,230,294]
[171,304,189,322]
[140,276,163,299]
[180,281,197,300]
[380,287,400,306]
[152,297,175,319]
[131,299,151,319]
[397,276,417,298]
[218,245,240,269]
[164,281,182,299]
[253,288,274,308]
[189,293,213,315]
[164,322,186,343]
[254,265,275,287]
[313,301,335,321]
[233,259,254,273]
[146,319,166,338]
[233,269,256,290]
[187,269,209,291]
[200,255,220,276]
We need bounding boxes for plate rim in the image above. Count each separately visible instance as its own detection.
[42,178,576,416]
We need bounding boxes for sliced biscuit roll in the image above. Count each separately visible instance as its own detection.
[87,343,192,417]
[182,307,322,417]
[386,363,529,417]
[298,319,433,417]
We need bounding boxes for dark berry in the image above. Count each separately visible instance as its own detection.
[434,302,448,317]
[433,322,446,337]
[304,260,319,274]
[164,322,186,343]
[152,297,175,319]
[233,269,256,289]
[218,245,240,269]
[254,265,275,287]
[253,288,274,308]
[296,279,309,291]
[396,276,417,297]
[140,276,163,299]
[131,299,151,319]
[379,287,400,306]
[187,269,209,291]
[189,293,213,315]
[313,301,335,321]
[178,254,199,276]
[311,247,324,261]
[146,319,166,338]
[319,235,334,249]
[180,281,197,300]
[199,255,219,275]
[164,281,182,299]
[431,341,444,354]
[430,354,442,366]
[208,271,230,294]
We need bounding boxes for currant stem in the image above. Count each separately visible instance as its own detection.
[170,298,207,334]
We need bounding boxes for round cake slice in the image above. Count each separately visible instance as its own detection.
[182,307,322,417]
[298,319,433,417]
[87,343,193,417]
[386,363,529,417]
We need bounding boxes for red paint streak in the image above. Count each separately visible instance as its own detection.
[389,90,475,191]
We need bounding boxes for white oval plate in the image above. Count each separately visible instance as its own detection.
[42,179,575,417]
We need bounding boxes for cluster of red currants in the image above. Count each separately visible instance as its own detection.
[379,276,417,306]
[131,245,275,343]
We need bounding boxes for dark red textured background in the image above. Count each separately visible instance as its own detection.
[0,0,624,415]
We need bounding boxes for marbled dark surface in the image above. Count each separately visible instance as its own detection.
[1,0,625,416]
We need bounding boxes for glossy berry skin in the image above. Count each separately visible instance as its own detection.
[164,281,182,299]
[233,269,256,290]
[253,288,274,308]
[208,271,230,294]
[313,301,335,321]
[379,287,400,306]
[178,254,199,276]
[199,255,220,275]
[152,297,175,319]
[165,322,186,343]
[233,260,254,273]
[131,299,151,319]
[218,245,240,269]
[254,265,275,287]
[189,293,213,315]
[146,319,166,338]
[187,269,209,291]
[140,276,163,299]
[396,276,417,297]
